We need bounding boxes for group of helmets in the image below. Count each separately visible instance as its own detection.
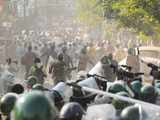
[0,74,86,120]
[105,78,160,119]
[131,80,159,104]
[0,90,145,120]
[0,90,85,120]
[1,75,160,120]
[120,105,146,120]
[108,80,159,104]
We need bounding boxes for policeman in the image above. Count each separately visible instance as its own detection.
[108,83,127,94]
[49,53,67,85]
[101,55,117,82]
[51,82,66,111]
[29,57,46,85]
[40,43,49,67]
[59,102,85,120]
[120,105,140,120]
[62,47,74,80]
[51,90,64,111]
[112,92,131,114]
[140,85,157,103]
[78,48,93,72]
[10,83,24,94]
[26,76,38,90]
[0,93,18,119]
[11,91,57,120]
[49,43,57,60]
[21,46,37,79]
[120,105,148,120]
[130,81,142,99]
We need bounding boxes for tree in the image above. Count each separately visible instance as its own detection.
[76,0,160,41]
[76,0,104,27]
[103,0,160,40]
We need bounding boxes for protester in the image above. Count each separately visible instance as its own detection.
[21,46,37,79]
[49,53,67,85]
[78,48,94,72]
[28,57,46,85]
[62,47,74,80]
[0,28,159,120]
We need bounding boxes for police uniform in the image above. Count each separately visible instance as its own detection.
[63,53,73,80]
[50,60,67,85]
[21,51,37,78]
[29,65,46,85]
[78,53,92,71]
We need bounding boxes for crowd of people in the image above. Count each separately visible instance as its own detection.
[1,30,128,85]
[0,29,159,120]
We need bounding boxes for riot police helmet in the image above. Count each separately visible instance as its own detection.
[0,93,18,115]
[10,83,24,94]
[112,92,131,111]
[32,84,44,91]
[59,102,85,120]
[140,85,157,103]
[12,91,57,120]
[108,83,127,94]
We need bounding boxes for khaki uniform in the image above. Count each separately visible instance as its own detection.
[21,51,36,78]
[78,54,90,71]
[87,46,96,62]
[102,61,117,82]
[63,53,73,80]
[49,60,67,85]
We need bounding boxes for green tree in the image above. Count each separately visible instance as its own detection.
[106,0,160,40]
[76,0,160,40]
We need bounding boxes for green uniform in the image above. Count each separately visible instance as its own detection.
[29,65,46,85]
[63,53,73,80]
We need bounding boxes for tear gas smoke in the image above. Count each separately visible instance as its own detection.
[83,104,116,120]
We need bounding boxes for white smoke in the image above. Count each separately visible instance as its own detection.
[83,104,116,120]
[63,85,73,102]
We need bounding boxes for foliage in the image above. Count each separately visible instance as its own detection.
[76,0,104,27]
[76,0,160,40]
[107,0,160,40]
